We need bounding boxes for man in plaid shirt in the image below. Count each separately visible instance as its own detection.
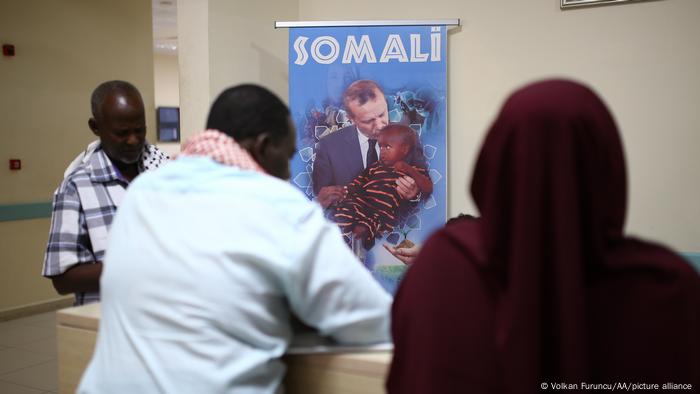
[43,81,168,305]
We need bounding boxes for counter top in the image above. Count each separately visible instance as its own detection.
[56,303,392,394]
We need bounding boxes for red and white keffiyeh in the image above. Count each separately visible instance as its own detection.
[177,129,265,173]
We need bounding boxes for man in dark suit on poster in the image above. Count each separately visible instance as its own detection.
[312,80,422,209]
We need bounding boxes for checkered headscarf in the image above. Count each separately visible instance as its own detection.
[177,129,265,173]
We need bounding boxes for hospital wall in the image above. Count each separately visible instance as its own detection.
[1,0,698,313]
[177,0,299,141]
[294,0,700,252]
[0,0,155,312]
[179,0,699,252]
[153,52,181,157]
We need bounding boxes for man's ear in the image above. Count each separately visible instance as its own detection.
[344,108,355,124]
[240,133,271,166]
[88,118,99,136]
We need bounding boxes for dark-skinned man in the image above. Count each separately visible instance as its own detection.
[77,84,390,393]
[43,80,168,305]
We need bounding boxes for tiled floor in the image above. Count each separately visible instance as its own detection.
[0,312,58,393]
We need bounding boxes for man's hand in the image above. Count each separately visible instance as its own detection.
[316,186,346,209]
[396,176,419,200]
[383,243,421,264]
[393,161,411,173]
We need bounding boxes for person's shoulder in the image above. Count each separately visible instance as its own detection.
[259,174,314,204]
[131,157,302,200]
[251,175,326,223]
[318,124,355,146]
[406,220,487,286]
[143,144,170,167]
[58,164,94,193]
[426,218,485,265]
[65,146,110,180]
[613,238,700,283]
[72,147,118,183]
[62,164,89,182]
[127,156,194,192]
[145,143,167,154]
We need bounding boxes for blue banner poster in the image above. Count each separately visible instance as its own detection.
[289,24,447,293]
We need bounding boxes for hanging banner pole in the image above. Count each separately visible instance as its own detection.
[275,19,460,28]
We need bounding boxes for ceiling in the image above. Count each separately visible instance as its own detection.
[152,0,178,54]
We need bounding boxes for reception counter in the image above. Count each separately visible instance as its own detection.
[56,304,392,393]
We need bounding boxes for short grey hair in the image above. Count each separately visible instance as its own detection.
[90,80,142,118]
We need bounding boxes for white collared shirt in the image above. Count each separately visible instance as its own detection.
[356,127,380,169]
[78,157,392,394]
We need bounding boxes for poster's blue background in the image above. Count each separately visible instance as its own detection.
[289,25,447,293]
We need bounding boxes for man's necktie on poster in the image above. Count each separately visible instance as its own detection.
[367,139,378,168]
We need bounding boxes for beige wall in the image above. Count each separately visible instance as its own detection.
[294,0,700,252]
[177,0,298,142]
[0,219,62,310]
[0,0,155,310]
[207,0,297,103]
[177,0,211,142]
[0,0,156,204]
[154,53,180,107]
[178,0,699,251]
[153,53,181,156]
[1,0,694,310]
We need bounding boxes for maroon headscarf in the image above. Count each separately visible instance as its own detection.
[388,79,699,393]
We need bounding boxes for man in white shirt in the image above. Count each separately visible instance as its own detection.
[78,84,391,394]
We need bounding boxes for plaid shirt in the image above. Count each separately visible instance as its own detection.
[43,145,168,305]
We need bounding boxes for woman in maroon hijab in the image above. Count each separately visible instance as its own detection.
[387,79,699,393]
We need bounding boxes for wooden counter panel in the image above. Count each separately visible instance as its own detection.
[56,304,392,393]
[284,352,391,393]
[56,303,100,331]
[57,325,97,394]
